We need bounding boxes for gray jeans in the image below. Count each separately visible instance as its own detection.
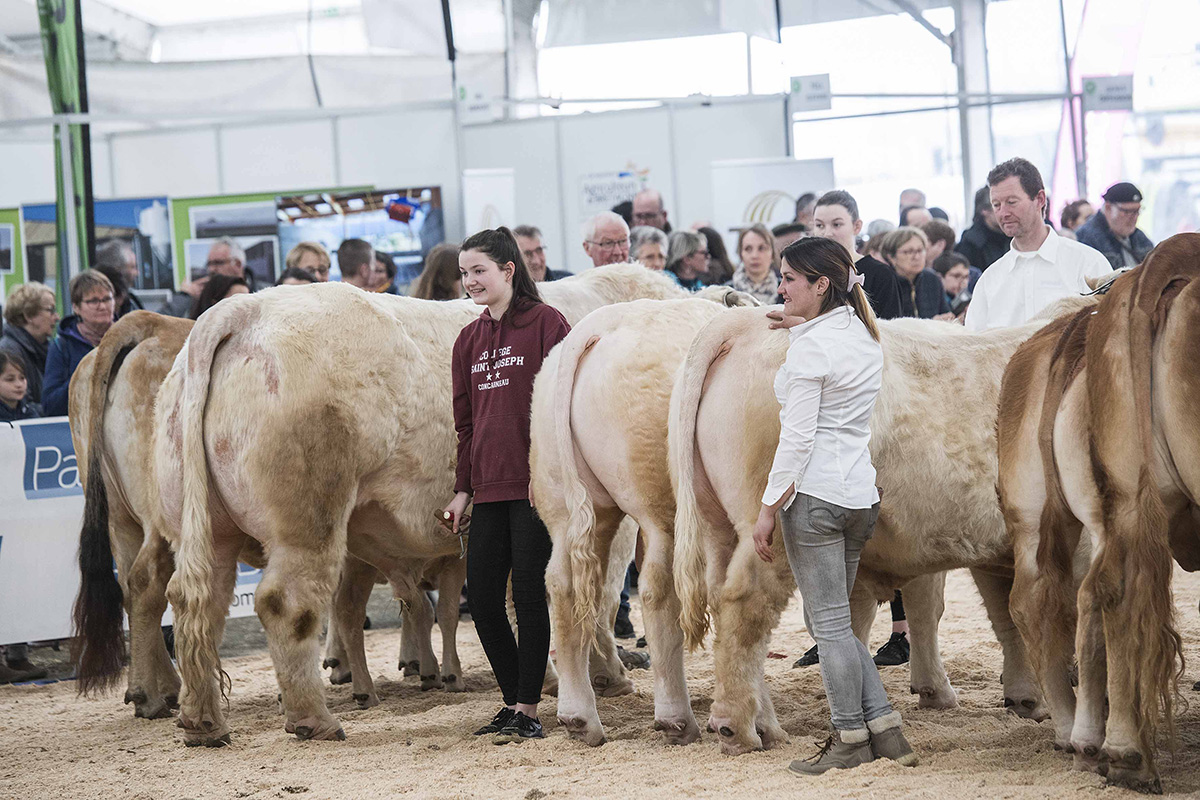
[781,492,892,731]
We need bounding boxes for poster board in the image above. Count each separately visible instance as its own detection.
[462,168,516,234]
[710,157,836,253]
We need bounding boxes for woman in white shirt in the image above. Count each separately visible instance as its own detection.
[752,237,917,776]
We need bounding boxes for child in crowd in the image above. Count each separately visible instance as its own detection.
[0,352,42,423]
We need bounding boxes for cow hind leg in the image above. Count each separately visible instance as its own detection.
[330,555,379,708]
[404,588,442,691]
[902,571,958,710]
[256,544,346,742]
[126,528,180,719]
[709,538,792,755]
[398,603,423,677]
[436,558,467,691]
[970,567,1048,720]
[1070,550,1108,773]
[848,578,878,647]
[171,532,243,747]
[639,521,701,745]
[590,515,636,698]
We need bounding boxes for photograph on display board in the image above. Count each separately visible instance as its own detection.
[276,187,444,294]
[20,198,175,293]
[0,223,12,274]
[184,236,280,289]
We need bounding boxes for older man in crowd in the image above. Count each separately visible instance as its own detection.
[965,157,1110,332]
[631,188,671,232]
[582,211,631,268]
[1074,181,1154,269]
[167,236,253,316]
[95,238,143,315]
[513,225,570,281]
[898,187,926,220]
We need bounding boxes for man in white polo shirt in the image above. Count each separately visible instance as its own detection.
[965,158,1111,331]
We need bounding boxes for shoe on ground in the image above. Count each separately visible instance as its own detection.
[614,616,635,640]
[793,643,819,668]
[788,728,873,775]
[873,632,910,667]
[493,711,544,744]
[617,646,650,671]
[0,661,45,684]
[867,711,919,766]
[473,706,515,736]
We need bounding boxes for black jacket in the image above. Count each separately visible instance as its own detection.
[1074,212,1154,269]
[955,218,1011,272]
[0,396,43,423]
[897,268,951,319]
[0,323,50,403]
[855,255,903,320]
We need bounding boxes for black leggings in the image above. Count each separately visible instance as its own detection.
[466,499,553,706]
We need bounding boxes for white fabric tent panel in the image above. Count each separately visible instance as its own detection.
[461,118,564,271]
[220,120,336,195]
[335,108,462,240]
[0,139,54,207]
[671,99,788,233]
[557,108,674,273]
[91,139,114,200]
[111,129,221,198]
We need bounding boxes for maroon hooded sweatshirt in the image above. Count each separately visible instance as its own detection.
[452,300,570,503]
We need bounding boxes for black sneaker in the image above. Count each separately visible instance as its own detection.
[873,632,910,667]
[614,615,635,640]
[473,706,515,736]
[793,644,819,668]
[493,712,544,744]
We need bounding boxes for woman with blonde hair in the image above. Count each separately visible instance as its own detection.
[410,243,463,300]
[727,223,779,304]
[1,281,58,403]
[284,241,331,281]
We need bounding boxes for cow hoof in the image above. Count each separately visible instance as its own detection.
[401,660,420,677]
[420,674,443,691]
[1073,749,1107,776]
[328,667,352,686]
[914,684,958,710]
[134,697,175,720]
[164,693,180,711]
[654,718,702,746]
[124,688,147,707]
[178,716,231,748]
[352,693,379,709]
[714,722,761,755]
[1003,696,1049,721]
[322,657,340,670]
[442,674,465,693]
[184,732,231,748]
[1102,748,1160,793]
[292,722,347,742]
[558,716,606,747]
[592,674,634,697]
[758,724,789,750]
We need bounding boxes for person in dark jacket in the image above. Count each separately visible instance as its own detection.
[879,227,951,319]
[955,186,1011,271]
[810,190,903,320]
[445,226,570,745]
[1074,182,1154,269]
[0,281,58,404]
[41,270,116,417]
[0,352,43,423]
[188,274,249,320]
[95,238,144,316]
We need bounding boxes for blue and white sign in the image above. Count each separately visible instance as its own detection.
[19,419,83,500]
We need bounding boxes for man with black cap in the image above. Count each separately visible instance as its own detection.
[1075,181,1155,269]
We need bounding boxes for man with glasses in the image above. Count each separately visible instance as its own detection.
[631,188,671,232]
[1075,182,1155,269]
[513,225,570,281]
[167,236,254,317]
[965,158,1111,332]
[582,211,632,269]
[41,270,117,416]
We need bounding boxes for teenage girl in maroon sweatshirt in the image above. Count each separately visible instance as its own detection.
[444,227,570,743]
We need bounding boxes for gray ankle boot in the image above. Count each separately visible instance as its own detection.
[788,728,873,775]
[867,711,918,766]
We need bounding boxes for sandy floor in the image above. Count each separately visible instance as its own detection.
[4,568,1200,800]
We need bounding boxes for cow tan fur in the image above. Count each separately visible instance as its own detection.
[999,234,1200,792]
[529,293,756,748]
[669,305,1093,755]
[154,265,709,745]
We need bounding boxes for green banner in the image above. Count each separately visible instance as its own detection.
[0,207,25,300]
[36,0,95,306]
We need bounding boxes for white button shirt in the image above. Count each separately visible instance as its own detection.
[761,306,883,511]
[964,227,1112,331]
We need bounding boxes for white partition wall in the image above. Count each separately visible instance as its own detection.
[220,120,338,195]
[111,129,222,198]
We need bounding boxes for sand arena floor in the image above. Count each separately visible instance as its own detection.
[4,568,1200,800]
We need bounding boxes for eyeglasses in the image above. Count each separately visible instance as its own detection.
[206,257,233,268]
[80,295,115,308]
[1112,204,1141,218]
[694,249,710,258]
[632,212,663,223]
[588,238,630,251]
[39,305,57,314]
[896,247,926,257]
[522,247,545,258]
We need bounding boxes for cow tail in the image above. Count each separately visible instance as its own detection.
[669,324,726,651]
[71,311,160,695]
[554,330,603,632]
[171,303,245,703]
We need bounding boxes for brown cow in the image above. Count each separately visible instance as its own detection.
[999,234,1200,792]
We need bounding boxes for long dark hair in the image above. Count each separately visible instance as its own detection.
[460,226,542,312]
[189,274,248,320]
[780,237,880,341]
[410,243,462,300]
[698,226,735,285]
